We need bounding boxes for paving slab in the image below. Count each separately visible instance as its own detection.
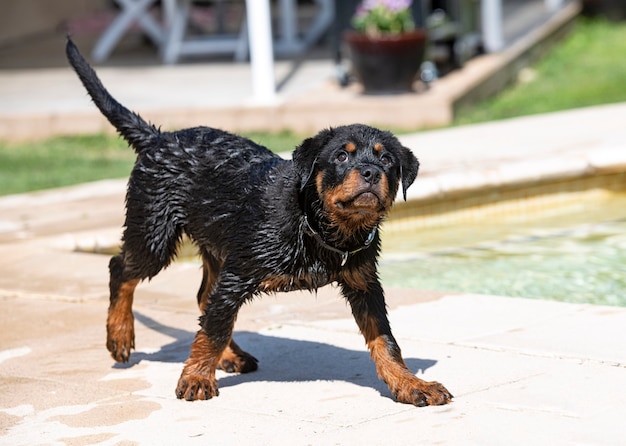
[2,281,626,445]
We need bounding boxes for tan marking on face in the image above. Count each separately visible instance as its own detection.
[374,143,383,153]
[321,170,383,235]
[315,171,325,200]
[379,172,392,209]
[323,170,362,208]
[345,142,356,153]
[325,170,392,211]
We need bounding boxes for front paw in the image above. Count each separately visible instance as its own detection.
[394,378,453,407]
[176,369,219,401]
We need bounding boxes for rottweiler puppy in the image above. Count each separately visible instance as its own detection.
[66,38,452,407]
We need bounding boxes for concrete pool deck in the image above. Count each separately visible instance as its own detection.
[1,102,626,444]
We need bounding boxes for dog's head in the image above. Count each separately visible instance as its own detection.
[293,124,419,232]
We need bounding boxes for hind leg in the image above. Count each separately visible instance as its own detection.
[196,252,258,374]
[219,338,258,373]
[107,254,139,362]
[107,219,182,362]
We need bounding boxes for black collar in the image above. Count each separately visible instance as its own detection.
[303,214,377,266]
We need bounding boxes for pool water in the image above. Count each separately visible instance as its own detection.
[82,186,625,306]
[379,191,626,306]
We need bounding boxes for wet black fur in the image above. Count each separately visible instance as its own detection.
[66,38,429,402]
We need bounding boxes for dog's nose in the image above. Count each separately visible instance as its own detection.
[360,165,382,184]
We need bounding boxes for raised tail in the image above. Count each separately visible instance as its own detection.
[65,37,159,154]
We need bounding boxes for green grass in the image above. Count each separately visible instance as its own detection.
[0,134,133,195]
[455,18,626,124]
[239,130,304,153]
[0,131,304,196]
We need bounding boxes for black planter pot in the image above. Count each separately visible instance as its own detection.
[344,30,427,94]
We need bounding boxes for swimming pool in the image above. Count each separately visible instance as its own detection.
[380,186,626,306]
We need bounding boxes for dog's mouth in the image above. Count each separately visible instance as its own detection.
[335,190,382,211]
[321,169,391,221]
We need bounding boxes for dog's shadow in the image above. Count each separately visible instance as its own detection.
[120,311,439,399]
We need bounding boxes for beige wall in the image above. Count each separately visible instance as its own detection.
[0,0,108,45]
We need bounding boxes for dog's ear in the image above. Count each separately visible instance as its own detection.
[399,146,419,201]
[292,128,334,191]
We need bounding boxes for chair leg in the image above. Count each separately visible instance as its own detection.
[162,0,191,64]
[92,0,164,63]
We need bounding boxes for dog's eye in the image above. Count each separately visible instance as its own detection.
[380,154,392,166]
[336,151,348,163]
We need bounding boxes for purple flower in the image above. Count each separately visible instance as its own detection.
[361,0,412,12]
[352,0,415,36]
[385,0,413,12]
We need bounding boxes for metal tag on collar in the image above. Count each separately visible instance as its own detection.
[341,251,349,267]
[364,228,376,246]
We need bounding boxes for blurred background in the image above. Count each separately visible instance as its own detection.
[1,0,600,70]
